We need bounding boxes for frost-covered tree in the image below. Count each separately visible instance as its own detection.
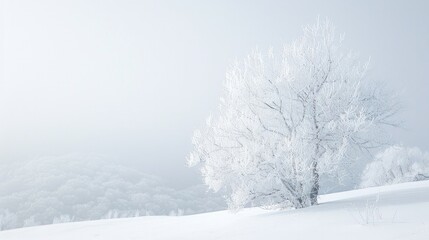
[361,145,429,188]
[0,210,18,231]
[188,20,398,209]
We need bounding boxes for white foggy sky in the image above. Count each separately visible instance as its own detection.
[0,0,428,187]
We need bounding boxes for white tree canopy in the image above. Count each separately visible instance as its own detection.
[188,19,398,209]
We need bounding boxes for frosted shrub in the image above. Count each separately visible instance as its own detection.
[361,146,429,188]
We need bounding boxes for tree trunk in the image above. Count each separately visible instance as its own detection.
[310,95,320,206]
[309,160,319,205]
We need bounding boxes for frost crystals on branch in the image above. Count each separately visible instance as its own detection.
[188,19,399,210]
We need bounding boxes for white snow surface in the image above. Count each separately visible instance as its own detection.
[1,180,429,240]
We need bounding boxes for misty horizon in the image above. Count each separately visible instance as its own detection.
[1,0,428,189]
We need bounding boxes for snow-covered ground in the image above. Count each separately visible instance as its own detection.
[1,180,429,240]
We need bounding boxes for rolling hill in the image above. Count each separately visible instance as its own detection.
[1,180,428,240]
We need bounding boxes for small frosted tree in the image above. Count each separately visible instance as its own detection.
[188,20,398,209]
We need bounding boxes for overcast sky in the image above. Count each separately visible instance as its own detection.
[0,0,428,188]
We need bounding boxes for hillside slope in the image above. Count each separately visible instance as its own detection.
[1,181,429,240]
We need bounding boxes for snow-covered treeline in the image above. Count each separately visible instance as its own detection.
[0,154,226,230]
